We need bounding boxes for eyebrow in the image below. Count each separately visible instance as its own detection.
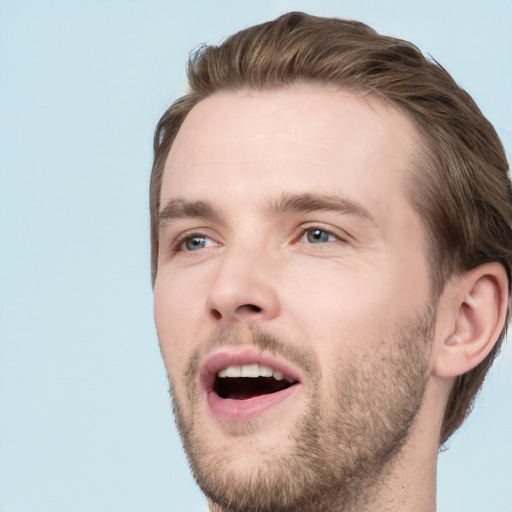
[158,192,376,227]
[267,192,376,225]
[159,198,218,225]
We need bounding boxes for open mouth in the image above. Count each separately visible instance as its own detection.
[212,363,298,400]
[200,351,303,420]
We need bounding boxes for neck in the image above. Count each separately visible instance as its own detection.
[360,433,438,512]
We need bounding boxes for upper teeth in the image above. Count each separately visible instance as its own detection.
[218,364,288,381]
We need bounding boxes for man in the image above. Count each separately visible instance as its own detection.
[150,12,511,512]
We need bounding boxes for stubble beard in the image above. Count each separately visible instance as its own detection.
[167,310,434,512]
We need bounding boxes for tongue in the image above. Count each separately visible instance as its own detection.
[215,377,292,400]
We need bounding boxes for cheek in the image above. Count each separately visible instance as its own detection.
[283,260,429,357]
[153,274,206,374]
[285,264,389,325]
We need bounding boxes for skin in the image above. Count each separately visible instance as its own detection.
[154,85,464,511]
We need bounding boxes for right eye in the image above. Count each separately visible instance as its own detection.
[174,233,218,253]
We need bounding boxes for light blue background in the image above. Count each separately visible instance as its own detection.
[0,1,511,511]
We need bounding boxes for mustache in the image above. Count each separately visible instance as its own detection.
[183,324,320,383]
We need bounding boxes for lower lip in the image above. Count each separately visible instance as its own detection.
[206,384,300,422]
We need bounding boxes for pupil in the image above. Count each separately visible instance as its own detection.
[186,237,205,250]
[308,229,329,243]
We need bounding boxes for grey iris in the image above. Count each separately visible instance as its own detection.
[186,237,207,251]
[307,229,330,243]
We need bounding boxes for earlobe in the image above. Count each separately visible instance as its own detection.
[433,262,509,379]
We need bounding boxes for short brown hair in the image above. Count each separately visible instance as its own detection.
[150,12,512,444]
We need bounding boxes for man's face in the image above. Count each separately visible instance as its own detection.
[154,86,435,512]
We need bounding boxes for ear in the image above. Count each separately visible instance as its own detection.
[433,262,509,378]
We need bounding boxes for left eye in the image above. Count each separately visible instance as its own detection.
[300,229,337,244]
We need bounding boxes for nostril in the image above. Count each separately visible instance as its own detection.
[233,303,262,315]
[209,304,261,320]
[208,302,267,322]
[211,309,222,320]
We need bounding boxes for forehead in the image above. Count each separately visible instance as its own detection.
[161,86,421,228]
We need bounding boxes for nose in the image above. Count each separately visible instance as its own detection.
[205,245,281,324]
